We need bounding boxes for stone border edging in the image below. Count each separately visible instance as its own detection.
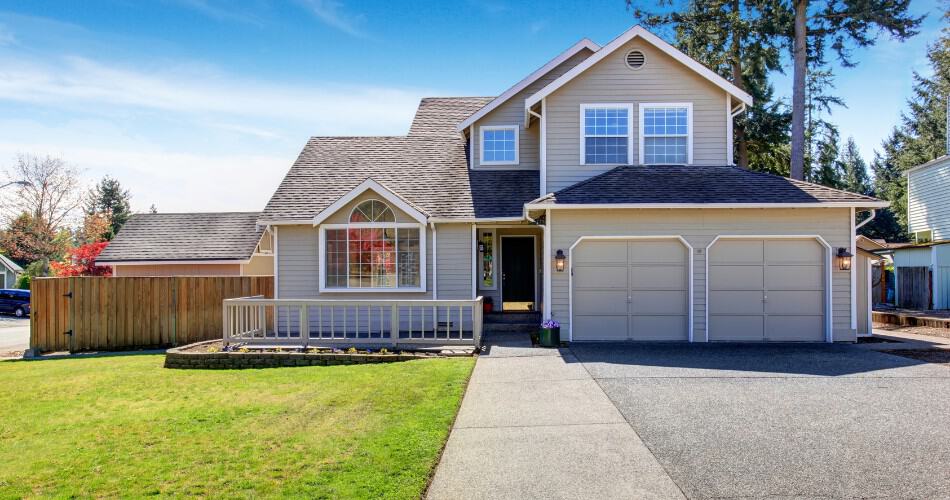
[164,340,471,369]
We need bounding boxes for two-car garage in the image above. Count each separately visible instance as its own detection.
[570,237,829,342]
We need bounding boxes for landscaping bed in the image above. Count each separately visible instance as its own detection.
[883,349,950,368]
[166,340,474,369]
[0,353,474,497]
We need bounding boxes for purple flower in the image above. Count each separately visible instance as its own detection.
[541,319,560,329]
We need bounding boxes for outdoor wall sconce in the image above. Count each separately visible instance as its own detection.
[555,249,566,272]
[836,247,853,271]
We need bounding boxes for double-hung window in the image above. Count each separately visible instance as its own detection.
[640,103,692,165]
[480,125,519,165]
[581,104,632,164]
[322,199,424,291]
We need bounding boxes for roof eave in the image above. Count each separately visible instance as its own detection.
[523,25,754,110]
[524,201,890,210]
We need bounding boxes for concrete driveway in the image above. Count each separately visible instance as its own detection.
[570,343,950,499]
[0,316,30,357]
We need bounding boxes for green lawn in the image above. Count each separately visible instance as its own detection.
[0,355,474,498]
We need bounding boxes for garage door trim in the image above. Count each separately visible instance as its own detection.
[704,235,833,343]
[569,235,694,342]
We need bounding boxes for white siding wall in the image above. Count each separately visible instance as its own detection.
[472,49,594,170]
[544,39,729,193]
[893,247,932,268]
[907,158,950,241]
[549,208,855,341]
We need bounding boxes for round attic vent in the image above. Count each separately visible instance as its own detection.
[625,50,646,70]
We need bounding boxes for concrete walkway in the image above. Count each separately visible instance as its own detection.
[427,333,684,499]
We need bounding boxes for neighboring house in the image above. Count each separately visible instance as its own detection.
[0,254,23,288]
[97,212,273,277]
[258,25,886,342]
[882,154,950,309]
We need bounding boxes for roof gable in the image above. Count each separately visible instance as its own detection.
[312,178,428,225]
[456,38,599,132]
[524,25,753,110]
[0,254,22,273]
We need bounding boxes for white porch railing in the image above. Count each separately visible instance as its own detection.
[223,296,484,347]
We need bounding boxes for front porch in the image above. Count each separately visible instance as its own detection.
[223,296,484,348]
[474,224,544,314]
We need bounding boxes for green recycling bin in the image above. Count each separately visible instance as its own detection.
[539,320,560,347]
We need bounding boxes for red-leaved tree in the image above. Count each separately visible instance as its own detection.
[51,241,112,277]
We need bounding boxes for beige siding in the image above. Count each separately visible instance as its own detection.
[241,254,274,276]
[549,208,855,342]
[436,223,474,299]
[545,39,729,193]
[472,49,594,170]
[112,263,242,276]
[276,224,433,299]
[907,159,950,241]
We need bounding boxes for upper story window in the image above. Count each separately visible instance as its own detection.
[581,104,632,165]
[322,199,424,291]
[640,103,692,165]
[480,125,519,165]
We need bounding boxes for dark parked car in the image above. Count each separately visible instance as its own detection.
[0,289,29,317]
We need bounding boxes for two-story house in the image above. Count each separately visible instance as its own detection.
[257,25,886,343]
[880,153,950,310]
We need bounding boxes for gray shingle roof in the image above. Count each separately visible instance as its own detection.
[260,97,541,223]
[408,97,493,137]
[97,212,264,263]
[531,165,884,206]
[0,254,22,273]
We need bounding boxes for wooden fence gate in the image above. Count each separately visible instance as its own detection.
[897,267,931,309]
[30,276,273,353]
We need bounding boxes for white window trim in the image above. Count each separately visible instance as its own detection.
[579,103,634,166]
[479,125,520,166]
[638,102,693,165]
[319,222,427,293]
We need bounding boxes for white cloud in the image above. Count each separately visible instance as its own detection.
[296,0,369,38]
[0,54,432,135]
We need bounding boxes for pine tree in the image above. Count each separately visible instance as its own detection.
[85,176,132,240]
[810,122,841,188]
[839,137,871,195]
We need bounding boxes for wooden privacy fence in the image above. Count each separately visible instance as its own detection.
[897,267,931,309]
[30,276,273,353]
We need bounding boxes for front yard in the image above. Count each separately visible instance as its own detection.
[0,354,473,498]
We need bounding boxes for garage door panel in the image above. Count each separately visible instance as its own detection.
[765,265,822,290]
[709,315,764,341]
[573,316,627,341]
[766,291,823,315]
[629,265,687,290]
[631,290,687,314]
[710,290,763,314]
[766,316,824,341]
[630,316,688,341]
[574,265,627,289]
[574,290,627,315]
[766,240,823,263]
[628,241,686,263]
[709,240,764,264]
[708,238,826,342]
[574,241,626,263]
[709,265,763,290]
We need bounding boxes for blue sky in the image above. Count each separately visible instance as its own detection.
[0,0,944,213]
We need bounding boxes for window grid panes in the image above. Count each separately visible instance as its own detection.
[482,127,517,163]
[325,223,421,290]
[643,106,688,164]
[584,107,629,164]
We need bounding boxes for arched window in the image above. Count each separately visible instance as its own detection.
[350,200,395,223]
[324,199,423,290]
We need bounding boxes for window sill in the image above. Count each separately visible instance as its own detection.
[318,287,427,293]
[480,161,520,167]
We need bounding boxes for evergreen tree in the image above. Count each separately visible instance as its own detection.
[85,176,132,240]
[839,137,871,195]
[810,122,842,188]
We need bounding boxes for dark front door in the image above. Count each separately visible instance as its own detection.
[502,237,535,311]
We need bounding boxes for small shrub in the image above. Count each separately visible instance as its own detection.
[379,348,389,355]
[206,346,220,353]
[346,347,357,354]
[239,347,250,353]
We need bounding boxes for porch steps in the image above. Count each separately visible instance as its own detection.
[483,312,541,334]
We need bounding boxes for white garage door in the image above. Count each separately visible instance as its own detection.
[572,239,689,341]
[708,238,826,342]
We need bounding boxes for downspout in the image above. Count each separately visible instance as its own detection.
[430,221,437,300]
[855,209,876,231]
